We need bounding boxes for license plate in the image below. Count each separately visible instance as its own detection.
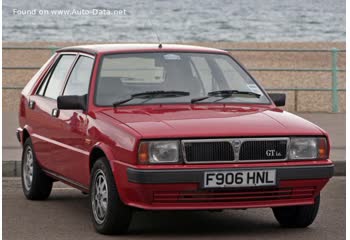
[204,170,276,188]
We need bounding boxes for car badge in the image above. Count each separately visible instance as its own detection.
[232,139,241,152]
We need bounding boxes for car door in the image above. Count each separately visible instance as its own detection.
[28,54,77,175]
[51,54,95,185]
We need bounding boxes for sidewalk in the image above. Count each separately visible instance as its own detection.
[2,112,346,176]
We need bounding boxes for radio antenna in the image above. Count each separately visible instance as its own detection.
[147,18,162,48]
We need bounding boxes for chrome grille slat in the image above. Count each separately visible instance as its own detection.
[182,138,289,163]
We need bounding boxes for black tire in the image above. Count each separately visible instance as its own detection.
[90,157,132,235]
[272,195,320,228]
[21,138,53,200]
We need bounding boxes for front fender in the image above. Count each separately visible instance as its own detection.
[90,142,134,205]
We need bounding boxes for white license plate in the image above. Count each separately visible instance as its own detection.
[204,170,276,188]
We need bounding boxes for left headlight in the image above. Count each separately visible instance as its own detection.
[138,141,181,164]
[289,137,328,160]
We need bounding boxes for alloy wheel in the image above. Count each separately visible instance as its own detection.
[92,169,108,224]
[23,147,34,191]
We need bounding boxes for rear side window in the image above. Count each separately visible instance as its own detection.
[37,68,53,96]
[63,56,94,96]
[22,55,56,95]
[38,54,76,99]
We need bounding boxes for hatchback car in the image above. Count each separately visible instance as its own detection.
[17,44,334,234]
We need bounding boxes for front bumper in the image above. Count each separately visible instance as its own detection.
[113,161,334,210]
[127,165,334,184]
[16,128,23,143]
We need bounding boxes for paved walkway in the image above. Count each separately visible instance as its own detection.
[2,112,345,176]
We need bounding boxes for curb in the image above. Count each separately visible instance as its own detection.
[334,161,346,176]
[2,160,346,177]
[3,161,22,177]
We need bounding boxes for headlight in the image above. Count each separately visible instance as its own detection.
[289,137,328,160]
[138,141,180,164]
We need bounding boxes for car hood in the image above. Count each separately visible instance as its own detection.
[100,105,324,138]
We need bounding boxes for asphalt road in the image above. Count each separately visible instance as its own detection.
[3,177,345,240]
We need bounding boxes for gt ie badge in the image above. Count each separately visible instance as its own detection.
[266,150,282,157]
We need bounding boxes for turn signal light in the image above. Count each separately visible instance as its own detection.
[138,142,149,164]
[318,138,328,159]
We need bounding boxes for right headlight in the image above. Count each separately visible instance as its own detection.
[138,140,181,164]
[289,137,328,160]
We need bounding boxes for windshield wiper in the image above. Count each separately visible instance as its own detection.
[113,91,190,107]
[191,90,261,103]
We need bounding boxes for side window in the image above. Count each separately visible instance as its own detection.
[63,56,94,96]
[40,55,76,99]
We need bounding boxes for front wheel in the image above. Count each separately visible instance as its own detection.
[90,157,132,235]
[272,195,320,228]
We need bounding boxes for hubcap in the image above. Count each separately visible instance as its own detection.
[92,170,108,224]
[23,147,34,191]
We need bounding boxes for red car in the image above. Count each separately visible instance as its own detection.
[17,44,334,235]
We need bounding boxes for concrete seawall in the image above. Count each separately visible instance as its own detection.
[3,41,346,112]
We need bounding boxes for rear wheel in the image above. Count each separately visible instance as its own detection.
[90,157,132,235]
[272,195,320,228]
[21,138,53,200]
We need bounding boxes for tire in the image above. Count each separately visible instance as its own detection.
[21,138,53,200]
[90,157,132,235]
[272,195,320,228]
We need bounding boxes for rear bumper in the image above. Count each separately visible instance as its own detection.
[113,161,334,210]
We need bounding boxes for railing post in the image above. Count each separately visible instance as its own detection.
[49,46,57,55]
[331,48,339,113]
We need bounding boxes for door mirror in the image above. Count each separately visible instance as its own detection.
[57,95,87,111]
[268,93,286,107]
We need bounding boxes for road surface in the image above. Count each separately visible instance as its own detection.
[3,177,345,240]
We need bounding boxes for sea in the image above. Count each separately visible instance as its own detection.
[2,0,346,42]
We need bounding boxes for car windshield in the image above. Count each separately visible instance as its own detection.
[95,52,270,106]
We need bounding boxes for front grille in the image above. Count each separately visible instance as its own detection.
[153,187,316,203]
[182,138,289,163]
[184,141,234,162]
[239,140,288,160]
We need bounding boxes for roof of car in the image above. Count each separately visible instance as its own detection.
[56,43,227,55]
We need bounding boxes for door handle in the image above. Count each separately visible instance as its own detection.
[28,100,35,109]
[51,108,60,118]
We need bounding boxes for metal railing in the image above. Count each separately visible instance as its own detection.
[223,48,346,112]
[2,46,346,112]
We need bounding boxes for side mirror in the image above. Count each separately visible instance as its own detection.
[57,95,87,111]
[268,93,286,107]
